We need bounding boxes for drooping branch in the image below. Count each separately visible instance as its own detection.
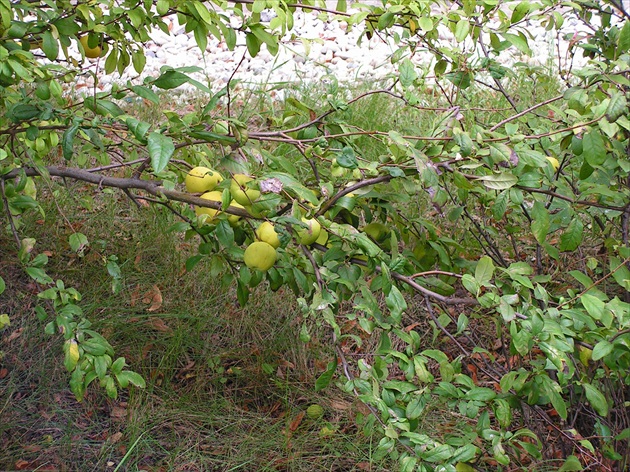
[2,165,253,218]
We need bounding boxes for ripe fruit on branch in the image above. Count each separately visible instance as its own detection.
[195,191,223,219]
[185,166,223,193]
[244,241,277,271]
[195,190,243,225]
[363,222,390,243]
[256,221,280,249]
[79,35,103,59]
[315,228,328,245]
[296,217,321,245]
[230,174,260,206]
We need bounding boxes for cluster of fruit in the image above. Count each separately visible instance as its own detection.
[184,166,325,272]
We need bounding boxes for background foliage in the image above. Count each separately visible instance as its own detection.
[1,0,630,470]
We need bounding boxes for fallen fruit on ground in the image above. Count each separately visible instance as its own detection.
[185,166,223,193]
[256,221,280,248]
[306,404,324,419]
[79,35,102,58]
[296,217,321,245]
[230,174,260,205]
[319,424,336,438]
[244,241,277,271]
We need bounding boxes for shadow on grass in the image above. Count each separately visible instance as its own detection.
[0,190,391,472]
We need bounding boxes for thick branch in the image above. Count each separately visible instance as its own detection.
[2,166,253,218]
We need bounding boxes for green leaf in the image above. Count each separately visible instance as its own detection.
[125,117,151,143]
[582,383,608,416]
[84,98,124,117]
[9,104,41,122]
[610,256,630,290]
[147,131,174,173]
[454,19,470,42]
[315,358,338,391]
[502,32,531,55]
[618,20,630,54]
[131,49,146,74]
[153,70,190,90]
[453,130,473,157]
[559,455,583,472]
[41,30,59,61]
[475,256,495,286]
[546,382,567,419]
[530,201,549,244]
[465,387,496,401]
[418,16,433,32]
[423,443,455,462]
[605,92,628,123]
[581,293,605,320]
[478,172,517,190]
[62,122,79,160]
[385,285,407,323]
[336,145,357,168]
[215,220,234,247]
[236,280,249,307]
[582,130,607,166]
[69,232,89,253]
[130,85,160,104]
[246,32,261,57]
[185,254,204,272]
[111,357,126,375]
[399,58,417,87]
[511,1,530,23]
[116,370,146,389]
[94,355,108,380]
[405,395,425,420]
[0,275,5,295]
[559,218,583,252]
[592,340,614,360]
[25,267,53,284]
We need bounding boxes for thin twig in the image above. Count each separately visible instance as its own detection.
[489,95,564,132]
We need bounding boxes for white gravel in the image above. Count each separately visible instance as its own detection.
[71,6,593,97]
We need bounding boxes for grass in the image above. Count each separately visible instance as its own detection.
[0,184,394,471]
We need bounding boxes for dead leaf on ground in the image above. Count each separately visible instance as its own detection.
[0,367,8,379]
[289,411,305,432]
[5,327,24,343]
[146,317,172,333]
[110,406,127,419]
[129,286,142,307]
[145,285,163,312]
[22,445,42,453]
[329,399,352,411]
[108,432,124,444]
[15,460,30,470]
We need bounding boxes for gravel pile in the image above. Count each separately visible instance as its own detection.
[73,6,592,96]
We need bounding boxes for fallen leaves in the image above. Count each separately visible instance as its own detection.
[130,284,166,315]
[4,327,24,343]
